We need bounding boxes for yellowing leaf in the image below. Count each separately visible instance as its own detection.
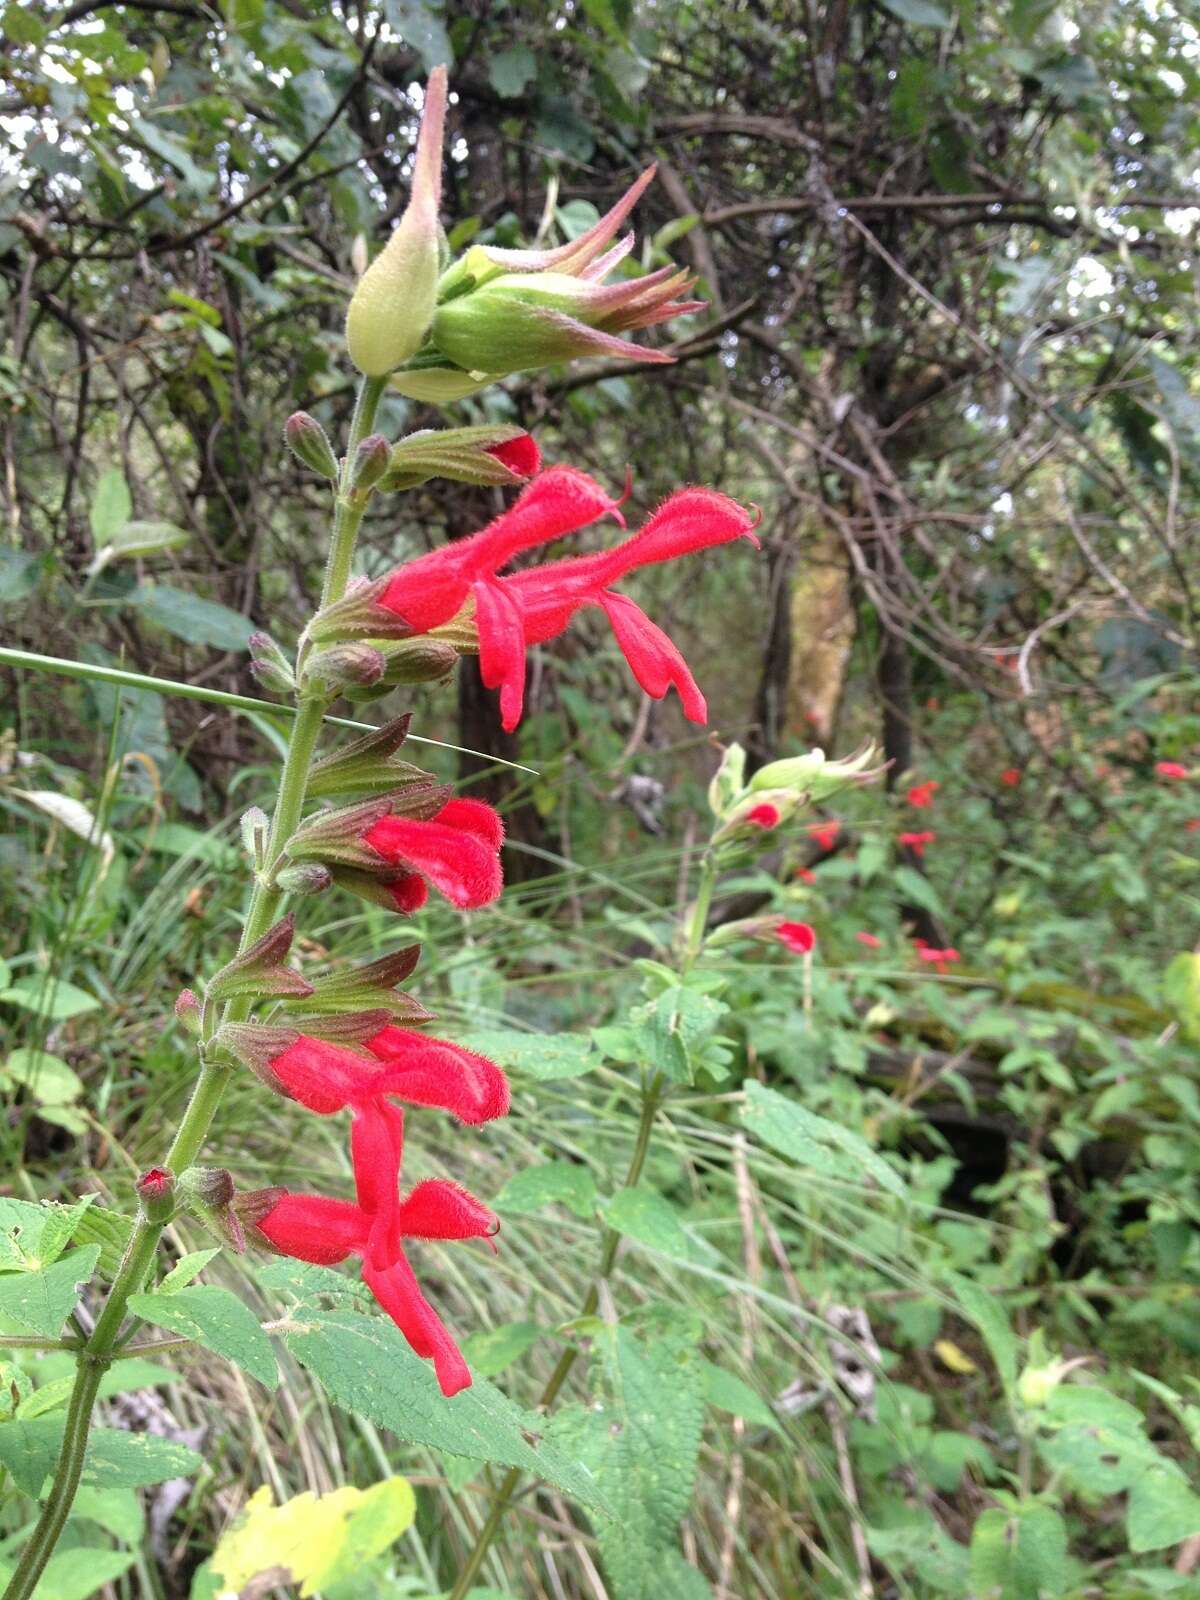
[210,1478,415,1597]
[934,1339,978,1375]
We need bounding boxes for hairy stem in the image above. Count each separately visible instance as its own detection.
[0,375,385,1600]
[447,1073,665,1600]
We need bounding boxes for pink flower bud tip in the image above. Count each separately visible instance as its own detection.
[1157,761,1190,780]
[776,921,816,954]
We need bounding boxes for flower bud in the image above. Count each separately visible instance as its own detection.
[207,913,314,1002]
[343,637,458,698]
[284,412,338,480]
[348,433,391,495]
[378,426,540,491]
[241,806,270,868]
[345,68,447,376]
[136,1167,176,1224]
[391,365,496,403]
[302,643,388,696]
[175,988,202,1034]
[747,742,884,802]
[248,631,294,697]
[281,945,432,1022]
[179,1165,247,1252]
[274,860,334,896]
[707,741,747,818]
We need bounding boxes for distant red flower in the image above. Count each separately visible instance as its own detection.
[746,802,781,829]
[916,945,960,974]
[899,830,936,858]
[794,866,816,884]
[1187,819,1200,834]
[907,781,939,809]
[776,921,816,954]
[252,1100,497,1397]
[808,819,840,852]
[855,931,882,949]
[1157,761,1190,780]
[1000,768,1021,787]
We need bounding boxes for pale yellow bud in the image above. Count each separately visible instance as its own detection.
[345,67,447,376]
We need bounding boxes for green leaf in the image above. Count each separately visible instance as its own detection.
[545,1326,704,1598]
[699,1360,777,1429]
[0,548,40,602]
[881,0,953,25]
[127,1285,277,1388]
[70,1484,145,1547]
[0,1247,99,1338]
[70,1204,133,1279]
[489,46,536,98]
[89,468,131,542]
[1128,1467,1200,1551]
[462,1321,540,1379]
[285,1309,606,1506]
[26,1549,134,1600]
[1165,952,1200,1043]
[128,120,215,193]
[969,1504,1068,1600]
[627,987,728,1085]
[0,976,100,1020]
[894,864,944,917]
[494,1162,596,1220]
[449,1029,595,1081]
[130,584,256,650]
[0,1197,94,1272]
[2,1047,84,1106]
[741,1080,904,1198]
[19,1360,178,1421]
[603,1186,692,1261]
[0,1418,202,1495]
[107,520,189,561]
[158,1248,221,1293]
[948,1274,1017,1391]
[381,0,452,69]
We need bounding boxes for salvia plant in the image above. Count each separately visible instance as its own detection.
[0,68,896,1598]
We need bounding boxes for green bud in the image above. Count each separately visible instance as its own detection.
[302,643,387,695]
[136,1167,176,1224]
[348,433,391,494]
[284,412,338,480]
[345,69,446,375]
[248,631,294,697]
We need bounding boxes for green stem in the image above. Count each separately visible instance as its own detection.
[0,374,386,1600]
[447,1075,664,1600]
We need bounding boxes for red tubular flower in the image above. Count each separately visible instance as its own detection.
[486,435,541,477]
[906,781,939,808]
[252,1098,496,1398]
[1157,761,1190,780]
[777,921,816,954]
[478,486,759,729]
[378,465,623,633]
[1000,768,1021,788]
[362,798,504,909]
[899,830,936,858]
[365,1025,510,1124]
[746,803,780,829]
[260,1033,388,1115]
[916,945,960,973]
[856,931,882,949]
[794,866,816,884]
[1187,819,1200,834]
[808,820,840,852]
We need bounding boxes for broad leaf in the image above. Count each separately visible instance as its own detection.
[741,1081,904,1198]
[0,1418,202,1495]
[285,1309,605,1505]
[494,1162,596,1220]
[128,1284,277,1388]
[450,1029,595,1081]
[0,1247,99,1338]
[603,1186,693,1261]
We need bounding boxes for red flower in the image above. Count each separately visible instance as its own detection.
[380,465,623,634]
[365,1026,510,1124]
[808,819,840,852]
[362,797,504,909]
[479,486,758,729]
[776,921,816,954]
[906,781,939,809]
[1157,761,1190,780]
[794,866,816,884]
[485,435,542,478]
[899,830,936,858]
[746,802,780,829]
[1000,768,1021,787]
[916,945,960,973]
[855,931,882,949]
[1187,819,1200,834]
[253,1100,497,1397]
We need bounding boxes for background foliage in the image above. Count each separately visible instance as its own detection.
[2,0,1200,1596]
